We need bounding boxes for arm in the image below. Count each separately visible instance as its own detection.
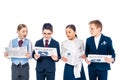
[85,39,91,64]
[26,40,33,58]
[105,37,115,63]
[61,42,68,62]
[51,42,61,62]
[32,41,41,60]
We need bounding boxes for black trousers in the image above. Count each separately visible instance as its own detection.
[36,70,55,80]
[12,63,29,80]
[88,69,108,80]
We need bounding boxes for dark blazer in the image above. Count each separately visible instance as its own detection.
[32,38,61,72]
[85,34,115,70]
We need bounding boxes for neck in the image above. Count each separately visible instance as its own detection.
[95,33,101,37]
[69,37,76,41]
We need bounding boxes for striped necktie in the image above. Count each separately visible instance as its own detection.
[45,40,49,47]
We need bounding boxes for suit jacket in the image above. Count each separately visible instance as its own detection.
[85,34,115,70]
[32,38,61,72]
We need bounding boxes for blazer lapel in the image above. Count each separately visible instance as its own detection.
[91,37,97,50]
[48,38,53,47]
[97,34,103,49]
[41,38,45,47]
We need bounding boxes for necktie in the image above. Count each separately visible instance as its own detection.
[45,40,49,47]
[18,40,23,47]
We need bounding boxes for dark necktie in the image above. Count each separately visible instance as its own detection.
[18,40,23,47]
[45,40,49,47]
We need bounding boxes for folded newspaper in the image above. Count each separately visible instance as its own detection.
[35,47,57,56]
[64,53,82,65]
[88,54,112,63]
[5,46,27,58]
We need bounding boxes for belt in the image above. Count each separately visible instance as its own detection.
[12,62,28,68]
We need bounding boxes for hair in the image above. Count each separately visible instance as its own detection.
[89,20,103,31]
[42,23,53,32]
[66,24,77,38]
[17,24,27,31]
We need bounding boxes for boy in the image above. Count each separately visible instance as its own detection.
[4,24,32,80]
[85,20,115,80]
[32,23,61,80]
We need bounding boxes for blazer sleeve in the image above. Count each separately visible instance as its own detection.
[107,37,116,59]
[85,38,89,57]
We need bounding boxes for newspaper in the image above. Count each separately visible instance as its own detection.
[35,47,57,56]
[64,53,82,65]
[5,46,27,58]
[88,54,112,63]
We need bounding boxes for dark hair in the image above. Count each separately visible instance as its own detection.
[42,23,53,32]
[66,24,77,37]
[89,20,103,31]
[17,24,27,31]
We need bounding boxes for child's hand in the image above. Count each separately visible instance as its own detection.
[4,52,8,57]
[85,58,91,64]
[105,57,114,63]
[61,56,68,62]
[51,55,58,61]
[25,52,31,58]
[81,54,86,59]
[34,53,40,60]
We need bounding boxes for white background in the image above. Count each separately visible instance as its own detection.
[0,0,120,80]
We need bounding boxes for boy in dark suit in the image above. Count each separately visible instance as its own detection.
[32,23,61,80]
[85,20,115,80]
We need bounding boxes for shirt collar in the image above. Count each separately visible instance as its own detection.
[18,37,25,41]
[94,33,101,39]
[43,38,51,43]
[68,37,78,42]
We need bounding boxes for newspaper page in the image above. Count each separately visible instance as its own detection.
[35,47,57,56]
[5,46,27,58]
[88,54,111,63]
[64,53,82,65]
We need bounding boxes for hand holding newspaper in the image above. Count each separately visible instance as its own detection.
[88,54,112,63]
[5,46,27,58]
[34,47,57,56]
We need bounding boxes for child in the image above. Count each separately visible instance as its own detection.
[32,23,61,80]
[85,20,115,80]
[61,24,86,80]
[4,24,33,80]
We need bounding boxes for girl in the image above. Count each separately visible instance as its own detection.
[4,24,33,80]
[61,24,86,80]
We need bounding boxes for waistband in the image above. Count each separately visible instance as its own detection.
[12,62,29,68]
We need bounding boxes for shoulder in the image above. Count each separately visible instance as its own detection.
[62,40,68,43]
[36,38,43,43]
[24,38,32,44]
[101,34,111,40]
[51,38,59,43]
[77,39,84,42]
[24,38,31,41]
[61,40,69,45]
[86,36,93,41]
[11,38,18,42]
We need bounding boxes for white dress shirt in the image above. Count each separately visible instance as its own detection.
[94,34,101,49]
[61,38,85,78]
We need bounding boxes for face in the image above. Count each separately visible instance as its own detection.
[66,27,76,40]
[17,27,28,39]
[89,24,101,37]
[42,29,53,40]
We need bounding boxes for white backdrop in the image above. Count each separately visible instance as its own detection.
[0,0,120,80]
